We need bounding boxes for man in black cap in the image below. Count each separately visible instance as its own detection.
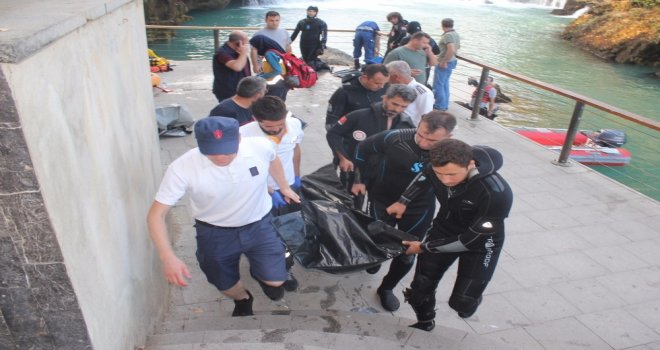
[147,117,300,317]
[291,6,328,68]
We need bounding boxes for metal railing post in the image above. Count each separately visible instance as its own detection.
[470,68,490,120]
[213,29,219,52]
[554,101,585,166]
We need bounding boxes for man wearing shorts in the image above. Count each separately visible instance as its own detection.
[147,117,300,317]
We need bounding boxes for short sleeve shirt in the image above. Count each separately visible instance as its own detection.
[437,30,460,62]
[254,28,291,50]
[155,138,276,227]
[209,99,254,126]
[240,114,304,189]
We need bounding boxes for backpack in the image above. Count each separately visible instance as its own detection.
[267,50,317,88]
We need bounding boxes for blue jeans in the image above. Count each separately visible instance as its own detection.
[353,31,376,64]
[433,60,457,110]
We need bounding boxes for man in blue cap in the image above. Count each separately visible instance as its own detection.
[147,117,300,317]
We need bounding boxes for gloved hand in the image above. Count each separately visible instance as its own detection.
[293,176,302,190]
[271,191,287,208]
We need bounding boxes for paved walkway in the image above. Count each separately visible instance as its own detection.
[150,61,660,350]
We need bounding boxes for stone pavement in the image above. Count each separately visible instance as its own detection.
[146,60,660,350]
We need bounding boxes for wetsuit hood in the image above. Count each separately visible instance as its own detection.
[472,145,503,177]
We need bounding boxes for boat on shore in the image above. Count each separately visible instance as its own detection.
[513,127,632,166]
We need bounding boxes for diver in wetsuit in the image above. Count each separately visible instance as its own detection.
[290,6,328,67]
[389,139,513,331]
[352,111,456,311]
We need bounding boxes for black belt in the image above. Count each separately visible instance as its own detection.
[195,214,270,230]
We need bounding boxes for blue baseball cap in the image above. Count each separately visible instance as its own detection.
[194,117,240,155]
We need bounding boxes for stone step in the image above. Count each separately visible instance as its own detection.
[149,309,509,349]
[147,329,423,350]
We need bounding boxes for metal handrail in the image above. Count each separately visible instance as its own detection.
[146,25,658,166]
[459,55,660,165]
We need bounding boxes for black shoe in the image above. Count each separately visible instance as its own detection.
[377,288,400,311]
[409,320,435,332]
[365,264,381,274]
[283,272,299,292]
[232,291,254,317]
[457,296,482,318]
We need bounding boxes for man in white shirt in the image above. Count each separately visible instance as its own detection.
[386,60,434,126]
[147,117,300,317]
[241,96,304,290]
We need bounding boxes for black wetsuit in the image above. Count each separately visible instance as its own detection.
[326,103,413,198]
[354,128,436,291]
[325,73,388,129]
[401,145,513,322]
[385,20,408,57]
[291,16,328,64]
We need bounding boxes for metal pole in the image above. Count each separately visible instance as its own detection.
[554,101,585,166]
[470,68,490,120]
[213,29,219,52]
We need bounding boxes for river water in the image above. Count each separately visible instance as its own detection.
[148,0,660,200]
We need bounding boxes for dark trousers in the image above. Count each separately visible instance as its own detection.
[369,199,435,290]
[407,232,504,320]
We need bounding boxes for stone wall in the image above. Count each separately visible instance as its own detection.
[0,1,167,349]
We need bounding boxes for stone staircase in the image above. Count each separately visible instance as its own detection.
[143,221,510,350]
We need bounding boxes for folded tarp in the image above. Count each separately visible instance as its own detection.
[272,164,417,274]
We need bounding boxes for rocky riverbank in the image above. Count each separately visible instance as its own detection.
[558,0,659,67]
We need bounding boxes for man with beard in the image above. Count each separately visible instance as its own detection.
[240,96,304,290]
[326,84,416,198]
[290,6,328,68]
[351,111,456,311]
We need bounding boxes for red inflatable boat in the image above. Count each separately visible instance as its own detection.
[513,127,632,166]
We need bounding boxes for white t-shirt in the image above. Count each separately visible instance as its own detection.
[155,137,276,227]
[254,28,291,51]
[240,115,304,189]
[403,79,434,127]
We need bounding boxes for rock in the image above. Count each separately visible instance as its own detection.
[319,47,354,66]
[561,1,660,67]
[144,0,231,25]
[551,0,591,16]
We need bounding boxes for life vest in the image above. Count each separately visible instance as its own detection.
[472,85,495,104]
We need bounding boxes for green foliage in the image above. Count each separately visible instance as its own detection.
[631,0,659,8]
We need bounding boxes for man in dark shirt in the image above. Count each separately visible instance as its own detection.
[209,76,267,125]
[290,6,328,65]
[326,64,389,130]
[212,31,251,102]
[352,111,456,312]
[391,139,513,331]
[326,84,416,197]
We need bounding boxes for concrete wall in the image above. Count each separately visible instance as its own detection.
[0,1,168,349]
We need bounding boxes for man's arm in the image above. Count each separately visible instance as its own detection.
[147,200,192,286]
[386,166,431,218]
[269,156,301,203]
[439,42,456,68]
[374,32,381,56]
[224,42,250,72]
[325,88,348,128]
[425,45,438,67]
[293,144,301,177]
[326,114,358,166]
[320,20,328,48]
[290,21,301,42]
[250,47,262,73]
